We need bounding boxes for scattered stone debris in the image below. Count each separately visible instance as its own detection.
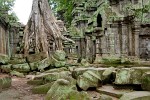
[0,75,12,92]
[0,54,10,64]
[0,0,150,99]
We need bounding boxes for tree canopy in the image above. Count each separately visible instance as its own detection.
[0,0,18,23]
[48,0,75,27]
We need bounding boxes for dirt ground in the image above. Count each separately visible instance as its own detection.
[0,76,45,100]
[0,75,118,100]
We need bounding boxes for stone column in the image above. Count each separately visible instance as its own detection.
[127,24,132,56]
[101,30,107,56]
[134,22,140,57]
[111,22,120,57]
[118,21,122,57]
[122,22,128,56]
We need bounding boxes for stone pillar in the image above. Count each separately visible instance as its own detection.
[118,21,122,57]
[111,22,120,57]
[80,38,86,58]
[0,25,7,54]
[86,36,91,58]
[122,22,128,56]
[127,24,132,56]
[134,22,140,57]
[101,25,109,56]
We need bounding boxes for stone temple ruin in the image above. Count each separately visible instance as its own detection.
[65,0,150,63]
[0,0,150,100]
[0,17,25,56]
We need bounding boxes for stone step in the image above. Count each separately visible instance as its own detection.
[119,91,150,100]
[96,85,133,98]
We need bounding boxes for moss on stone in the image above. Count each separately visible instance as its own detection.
[32,82,54,94]
[102,58,121,64]
[12,63,30,72]
[53,50,66,61]
[26,52,47,63]
[141,72,150,91]
[46,79,77,100]
[8,59,26,64]
[114,68,133,84]
[62,90,90,100]
[0,76,11,89]
[27,79,44,85]
[77,70,101,90]
[10,70,25,77]
[44,67,68,73]
[1,64,12,72]
[51,56,66,68]
[0,54,10,64]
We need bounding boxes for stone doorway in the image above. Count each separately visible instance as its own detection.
[97,14,102,27]
[139,36,150,59]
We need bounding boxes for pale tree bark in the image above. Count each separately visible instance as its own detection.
[23,0,74,57]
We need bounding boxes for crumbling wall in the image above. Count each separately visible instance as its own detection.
[0,19,9,55]
[70,0,150,62]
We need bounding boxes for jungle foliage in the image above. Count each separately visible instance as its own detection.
[0,0,18,23]
[48,0,150,27]
[48,0,75,27]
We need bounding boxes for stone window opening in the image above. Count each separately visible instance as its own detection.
[97,14,102,27]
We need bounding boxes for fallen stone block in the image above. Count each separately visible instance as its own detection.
[77,70,101,90]
[8,59,26,64]
[33,71,73,84]
[12,63,30,72]
[45,79,77,100]
[29,58,52,71]
[44,67,68,73]
[132,67,150,84]
[32,82,54,94]
[27,79,44,85]
[29,61,39,71]
[80,59,90,67]
[102,67,116,83]
[44,71,73,83]
[51,56,66,68]
[1,64,12,73]
[114,67,150,85]
[37,58,52,71]
[62,90,90,100]
[0,76,11,89]
[11,54,24,59]
[96,85,132,98]
[10,71,25,77]
[141,72,150,91]
[26,52,47,63]
[44,72,60,82]
[0,54,10,64]
[101,57,121,64]
[114,68,134,85]
[103,67,115,77]
[119,91,150,100]
[132,67,150,72]
[53,50,66,61]
[72,67,107,79]
[100,94,113,100]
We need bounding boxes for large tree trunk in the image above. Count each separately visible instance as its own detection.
[23,0,74,57]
